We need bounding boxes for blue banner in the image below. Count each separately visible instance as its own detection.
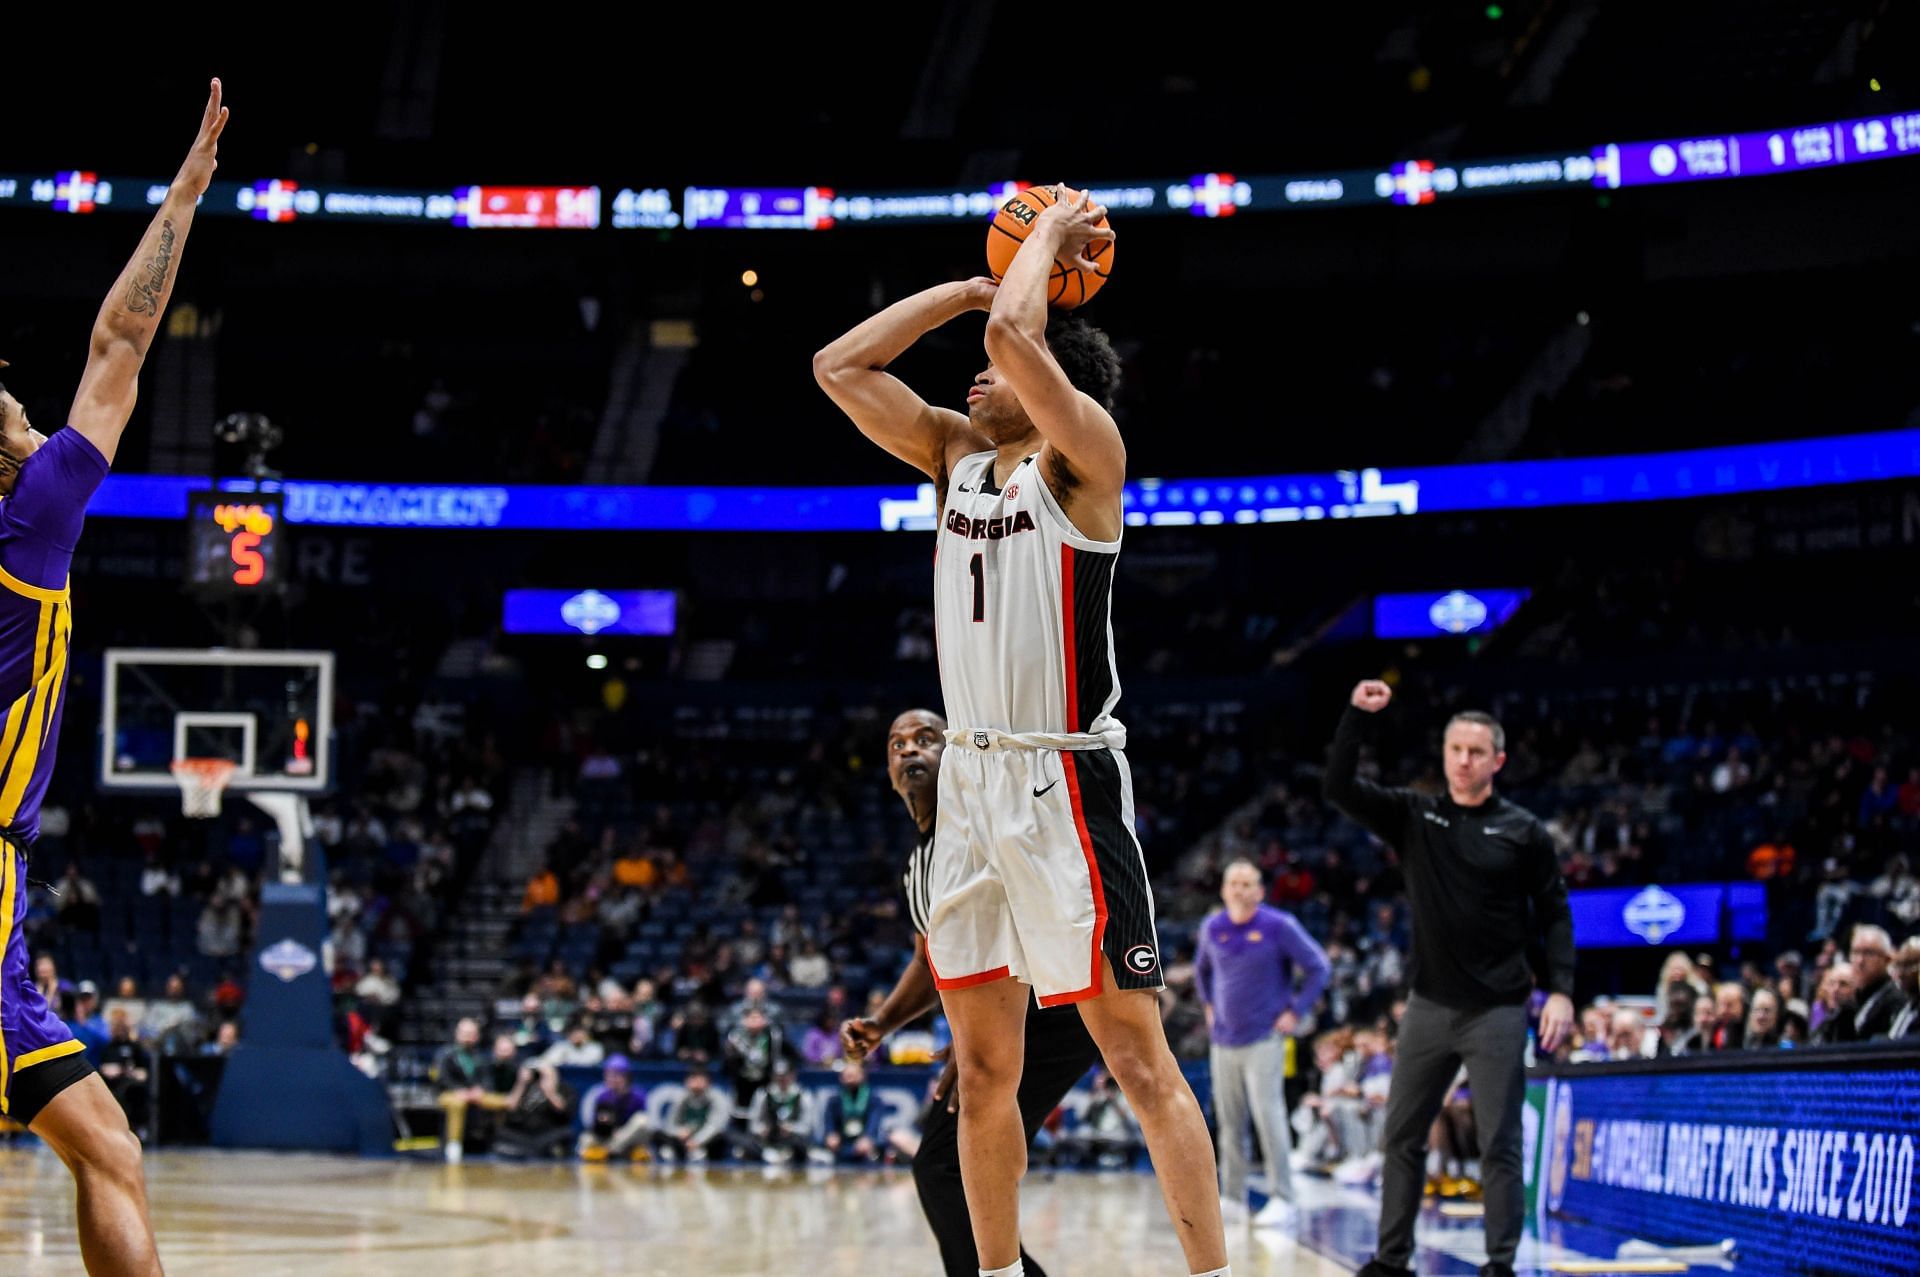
[1539,1054,1920,1276]
[1373,589,1530,638]
[502,589,677,637]
[1568,883,1768,949]
[82,427,1920,533]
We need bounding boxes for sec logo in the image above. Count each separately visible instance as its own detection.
[1125,945,1159,975]
[1004,483,1019,500]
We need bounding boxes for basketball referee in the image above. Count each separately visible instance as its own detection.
[841,708,1103,1277]
[1330,681,1574,1277]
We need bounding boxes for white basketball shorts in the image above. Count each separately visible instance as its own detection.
[925,729,1162,1005]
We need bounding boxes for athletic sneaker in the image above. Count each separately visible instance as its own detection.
[1333,1152,1384,1186]
[1251,1198,1298,1232]
[1219,1197,1250,1227]
[1479,1264,1515,1277]
[444,1140,463,1165]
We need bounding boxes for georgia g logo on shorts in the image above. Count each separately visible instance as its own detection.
[1124,944,1159,975]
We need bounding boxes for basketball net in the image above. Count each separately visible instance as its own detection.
[170,758,237,819]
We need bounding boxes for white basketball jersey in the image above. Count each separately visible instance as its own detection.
[933,450,1125,739]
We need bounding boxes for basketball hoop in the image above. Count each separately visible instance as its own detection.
[170,758,237,818]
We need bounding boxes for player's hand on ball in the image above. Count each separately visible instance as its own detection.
[1040,185,1117,275]
[175,78,230,198]
[839,1017,883,1062]
[1350,680,1393,713]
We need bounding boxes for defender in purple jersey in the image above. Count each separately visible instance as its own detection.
[0,78,229,1277]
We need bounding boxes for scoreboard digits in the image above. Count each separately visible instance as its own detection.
[186,492,282,593]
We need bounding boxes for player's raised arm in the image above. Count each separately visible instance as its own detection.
[813,279,996,480]
[983,185,1124,493]
[67,78,228,465]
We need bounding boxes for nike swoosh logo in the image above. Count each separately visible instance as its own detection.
[1033,780,1060,799]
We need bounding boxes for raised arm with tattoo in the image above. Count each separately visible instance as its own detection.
[68,78,228,465]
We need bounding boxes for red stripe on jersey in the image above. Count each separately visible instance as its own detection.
[1061,545,1078,732]
[1037,749,1108,1006]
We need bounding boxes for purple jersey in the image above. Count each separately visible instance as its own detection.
[0,427,106,1118]
[0,428,107,844]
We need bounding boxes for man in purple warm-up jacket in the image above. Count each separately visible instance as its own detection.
[1194,859,1330,1232]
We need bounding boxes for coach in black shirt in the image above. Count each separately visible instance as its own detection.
[1331,680,1574,1277]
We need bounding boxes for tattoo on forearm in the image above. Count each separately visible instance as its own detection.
[122,219,178,317]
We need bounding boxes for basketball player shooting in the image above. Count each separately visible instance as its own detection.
[0,77,228,1277]
[816,186,1229,1277]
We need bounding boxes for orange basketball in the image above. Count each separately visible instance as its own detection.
[985,185,1114,310]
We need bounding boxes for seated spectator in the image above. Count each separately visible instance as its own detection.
[1420,1067,1479,1199]
[521,864,560,913]
[1653,951,1707,1026]
[355,959,402,1012]
[143,973,203,1052]
[590,990,636,1055]
[800,1008,842,1066]
[329,914,368,975]
[1333,1028,1393,1185]
[1846,925,1901,1040]
[434,1018,505,1163]
[1773,951,1808,1004]
[1293,1030,1370,1170]
[494,1062,578,1160]
[1869,856,1920,930]
[536,1019,607,1071]
[198,1021,241,1056]
[630,979,666,1057]
[510,992,552,1050]
[1810,962,1860,1044]
[1607,1008,1654,1060]
[820,1059,884,1164]
[1744,989,1786,1049]
[1569,1004,1613,1062]
[1781,999,1812,1045]
[1885,939,1920,1039]
[97,1009,151,1138]
[64,982,110,1057]
[788,938,831,989]
[196,898,244,959]
[612,845,657,891]
[577,1055,651,1162]
[139,851,180,898]
[671,1002,721,1064]
[54,863,101,934]
[723,1007,789,1110]
[102,977,147,1040]
[1707,983,1747,1051]
[1660,985,1704,1056]
[650,1069,733,1163]
[33,955,70,1010]
[728,978,774,1032]
[743,1059,812,1165]
[1055,1069,1145,1170]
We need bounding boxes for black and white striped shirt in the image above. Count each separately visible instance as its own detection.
[902,827,936,937]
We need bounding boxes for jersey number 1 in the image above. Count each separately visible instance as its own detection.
[969,553,985,623]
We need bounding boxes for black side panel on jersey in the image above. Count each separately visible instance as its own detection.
[1069,748,1159,990]
[1068,548,1118,734]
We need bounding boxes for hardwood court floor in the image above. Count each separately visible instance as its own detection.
[0,1147,1355,1276]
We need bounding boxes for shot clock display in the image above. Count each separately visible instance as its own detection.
[185,491,282,593]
